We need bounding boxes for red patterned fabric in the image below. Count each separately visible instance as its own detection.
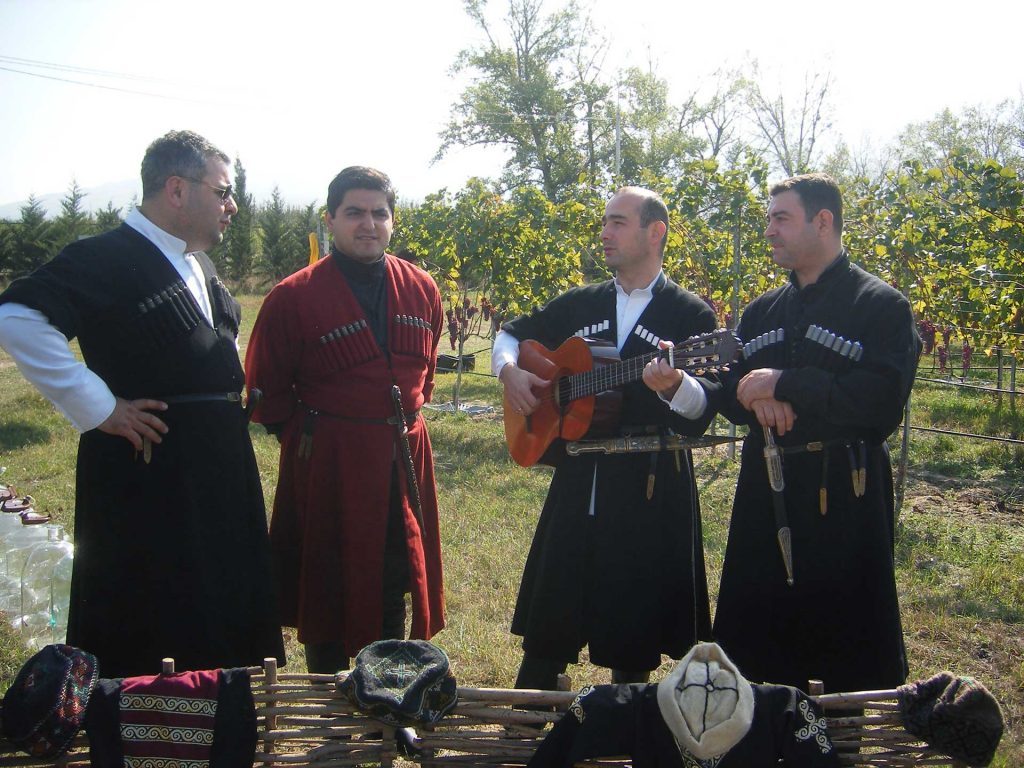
[119,670,220,766]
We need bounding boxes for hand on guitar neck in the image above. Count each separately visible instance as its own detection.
[642,339,687,399]
[498,362,550,417]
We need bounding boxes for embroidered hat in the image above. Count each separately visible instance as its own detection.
[1,644,99,758]
[656,642,755,760]
[338,639,458,726]
[897,672,1003,766]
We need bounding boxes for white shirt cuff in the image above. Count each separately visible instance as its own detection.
[491,330,520,377]
[661,372,707,419]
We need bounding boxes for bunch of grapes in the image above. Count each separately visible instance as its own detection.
[918,320,937,355]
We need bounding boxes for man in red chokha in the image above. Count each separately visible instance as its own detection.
[245,167,445,674]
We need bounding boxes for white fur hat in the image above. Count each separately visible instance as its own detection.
[656,642,755,760]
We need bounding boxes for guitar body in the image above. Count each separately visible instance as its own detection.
[504,337,622,468]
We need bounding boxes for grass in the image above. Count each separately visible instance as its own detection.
[0,294,1021,766]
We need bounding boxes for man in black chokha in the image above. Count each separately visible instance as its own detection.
[0,130,285,677]
[493,186,723,690]
[713,173,921,693]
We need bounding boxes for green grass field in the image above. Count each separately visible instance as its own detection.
[0,294,1021,765]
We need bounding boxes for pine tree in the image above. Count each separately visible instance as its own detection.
[215,156,258,282]
[11,195,55,277]
[52,180,93,249]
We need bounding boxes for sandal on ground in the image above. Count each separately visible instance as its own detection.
[1,495,34,514]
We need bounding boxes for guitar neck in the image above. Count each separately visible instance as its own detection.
[562,347,699,403]
[567,350,657,400]
[551,329,736,406]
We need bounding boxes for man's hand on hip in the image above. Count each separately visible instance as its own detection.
[98,397,169,450]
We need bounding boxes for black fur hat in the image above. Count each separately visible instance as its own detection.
[897,672,1003,766]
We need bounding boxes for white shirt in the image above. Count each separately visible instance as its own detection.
[0,208,214,432]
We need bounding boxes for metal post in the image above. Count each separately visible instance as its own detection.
[1011,356,1017,419]
[896,393,911,520]
[996,347,1004,409]
[728,202,741,461]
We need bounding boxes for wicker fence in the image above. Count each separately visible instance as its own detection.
[0,656,969,768]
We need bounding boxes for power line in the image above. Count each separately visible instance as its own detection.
[0,55,183,86]
[0,64,230,106]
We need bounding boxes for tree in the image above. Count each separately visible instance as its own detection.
[52,180,92,249]
[94,202,123,232]
[0,219,16,281]
[743,65,834,177]
[437,0,605,201]
[615,65,706,184]
[10,195,55,277]
[217,156,258,282]
[256,188,306,283]
[895,101,1024,170]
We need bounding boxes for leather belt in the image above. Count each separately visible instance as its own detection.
[296,404,421,460]
[158,392,242,405]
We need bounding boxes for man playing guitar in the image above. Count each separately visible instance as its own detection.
[493,186,724,690]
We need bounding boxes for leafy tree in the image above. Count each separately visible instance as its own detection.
[895,101,1024,170]
[615,66,707,184]
[437,0,604,201]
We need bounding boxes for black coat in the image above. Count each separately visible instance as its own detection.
[503,277,719,670]
[712,253,920,693]
[0,224,285,676]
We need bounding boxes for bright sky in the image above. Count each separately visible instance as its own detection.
[1,0,1021,211]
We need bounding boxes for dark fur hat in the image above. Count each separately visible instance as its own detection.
[897,672,1003,766]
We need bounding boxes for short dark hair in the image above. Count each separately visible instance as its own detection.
[770,173,843,233]
[327,167,396,217]
[618,186,669,252]
[140,130,230,200]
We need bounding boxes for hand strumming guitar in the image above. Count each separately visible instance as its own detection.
[499,362,551,417]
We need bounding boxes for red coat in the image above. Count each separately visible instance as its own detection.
[245,254,445,654]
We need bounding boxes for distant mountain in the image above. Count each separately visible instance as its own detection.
[0,180,141,220]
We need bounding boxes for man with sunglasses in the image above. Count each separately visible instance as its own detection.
[0,130,285,676]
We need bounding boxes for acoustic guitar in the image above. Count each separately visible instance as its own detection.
[503,328,740,467]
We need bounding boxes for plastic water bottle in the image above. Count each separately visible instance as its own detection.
[0,514,50,614]
[15,524,74,648]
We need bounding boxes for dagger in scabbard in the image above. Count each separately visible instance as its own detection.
[763,424,794,586]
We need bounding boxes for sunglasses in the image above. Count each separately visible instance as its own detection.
[183,177,234,201]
